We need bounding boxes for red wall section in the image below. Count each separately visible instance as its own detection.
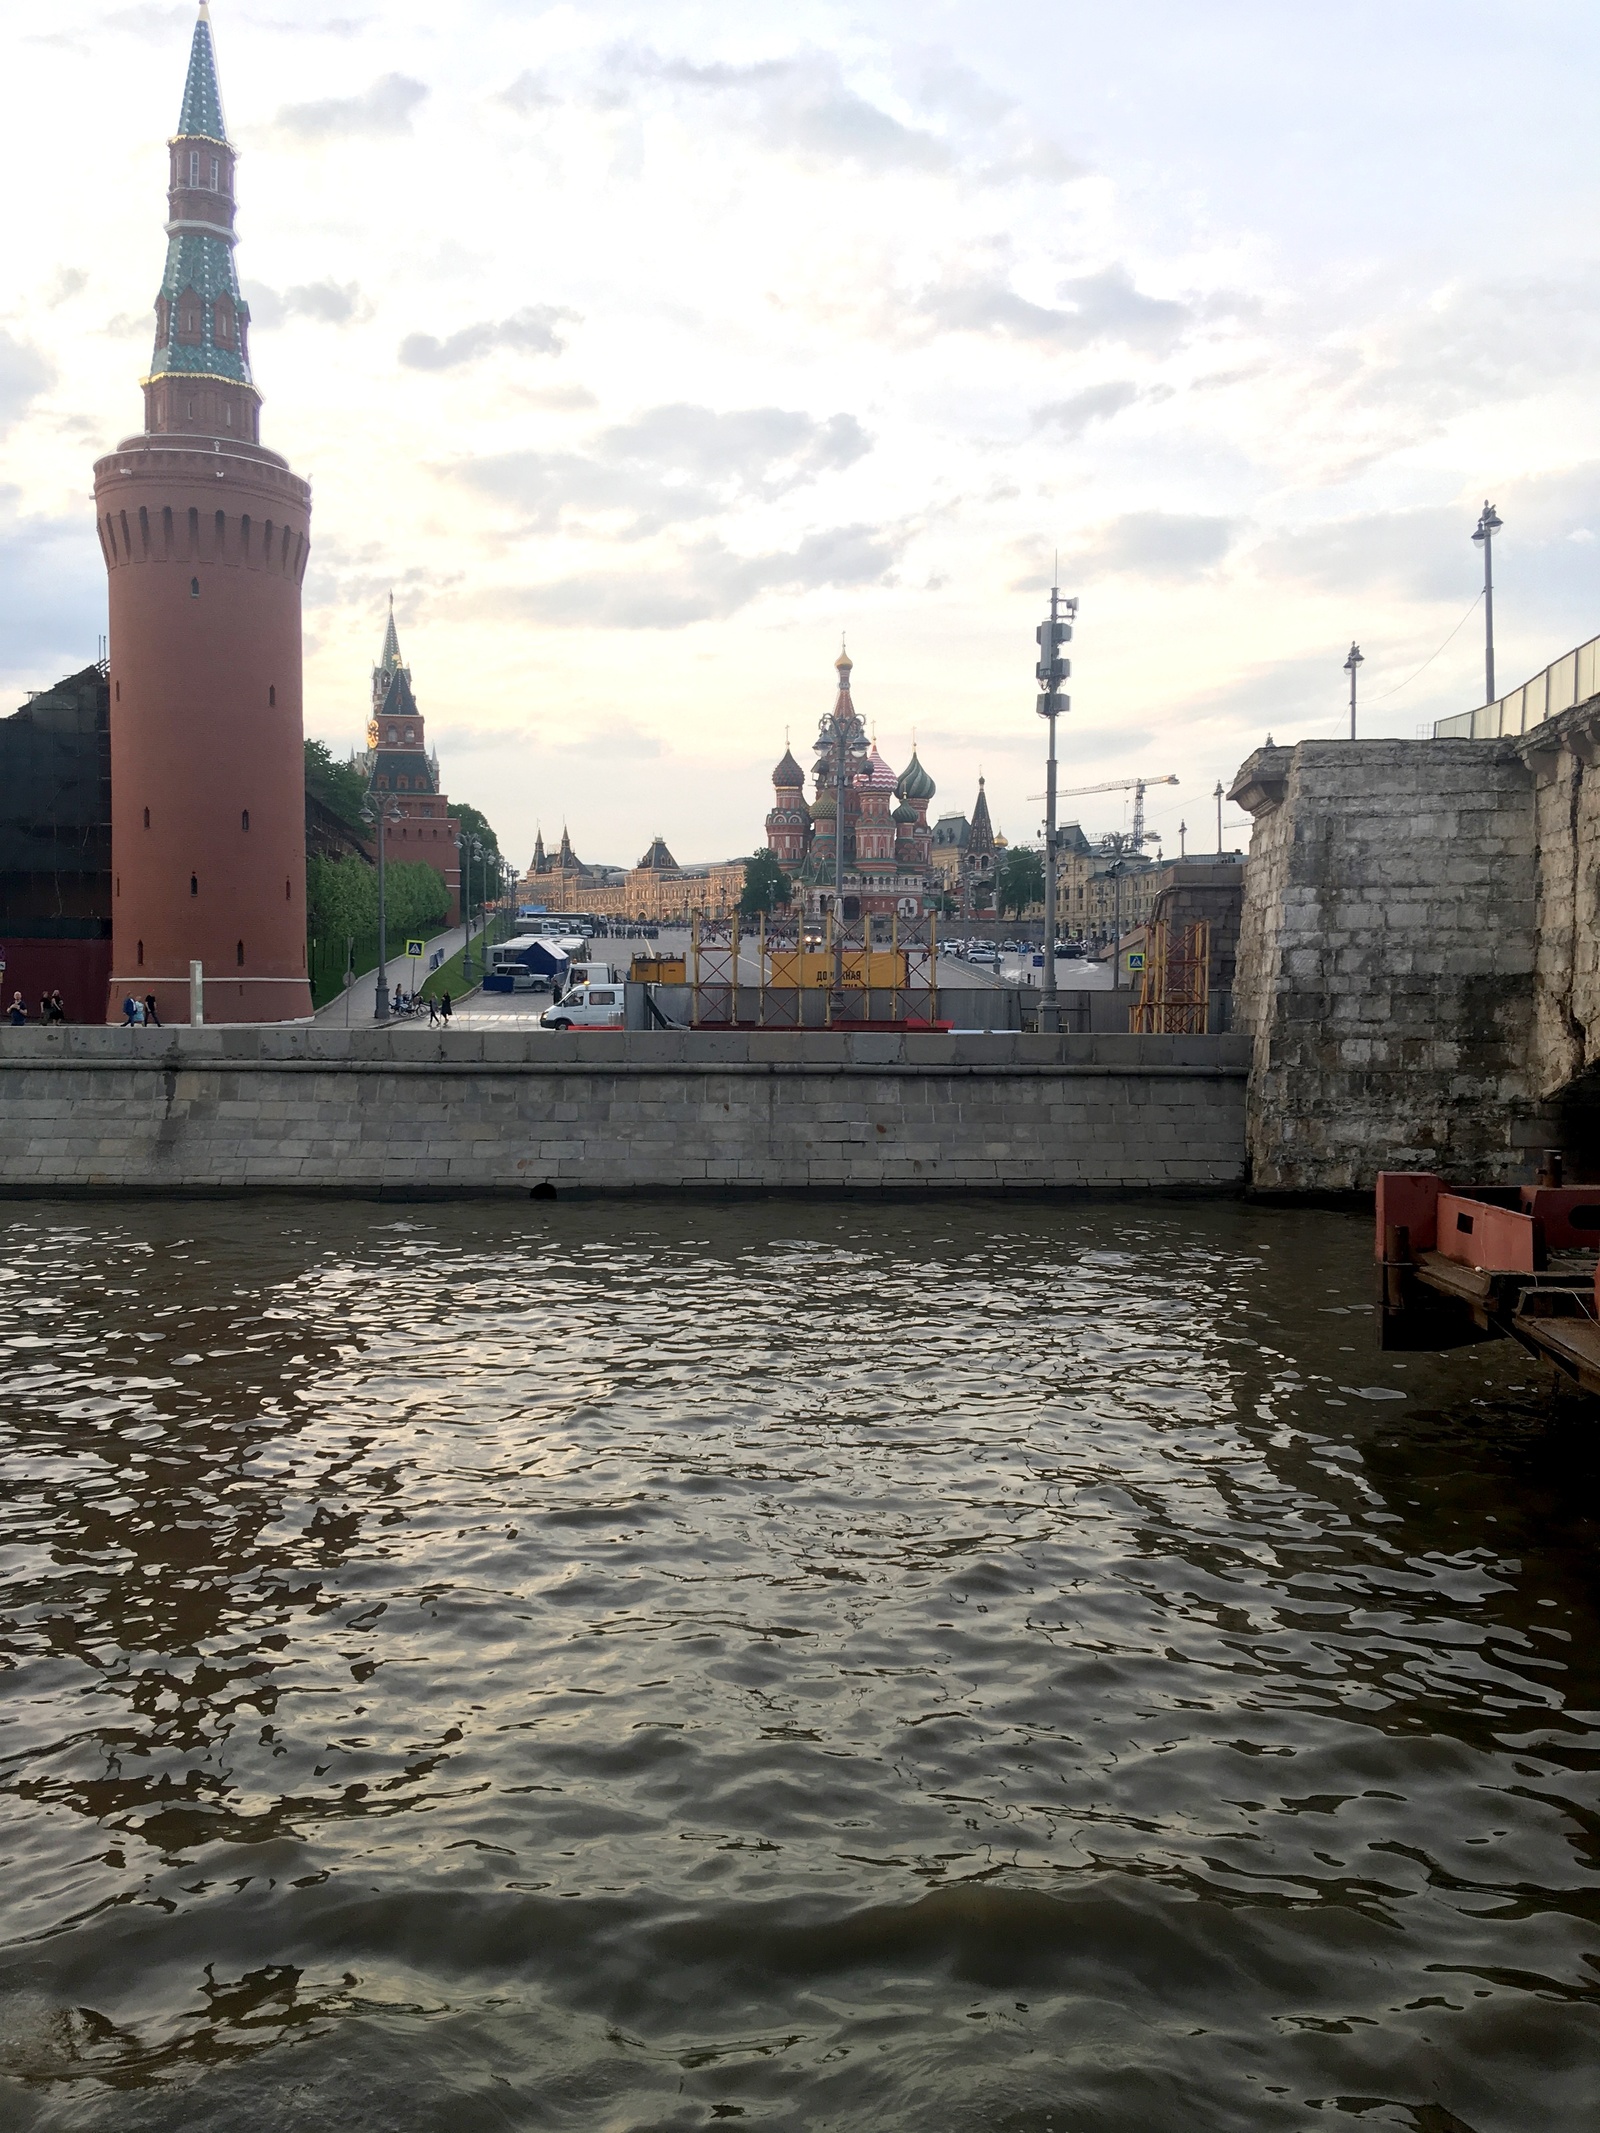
[0,939,114,1025]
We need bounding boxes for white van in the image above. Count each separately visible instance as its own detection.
[541,984,625,1031]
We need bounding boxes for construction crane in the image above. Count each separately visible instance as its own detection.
[1054,774,1178,852]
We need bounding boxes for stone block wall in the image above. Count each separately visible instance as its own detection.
[0,1025,1249,1195]
[1229,738,1548,1191]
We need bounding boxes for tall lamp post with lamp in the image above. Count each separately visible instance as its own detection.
[1035,582,1077,1035]
[1344,641,1364,740]
[1473,501,1503,705]
[457,834,483,982]
[361,794,402,1022]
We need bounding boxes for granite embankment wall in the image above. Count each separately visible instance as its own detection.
[1229,738,1553,1192]
[0,1025,1249,1195]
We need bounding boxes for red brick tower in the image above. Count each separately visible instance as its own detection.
[94,2,312,1023]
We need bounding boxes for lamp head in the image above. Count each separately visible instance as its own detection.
[1473,500,1503,542]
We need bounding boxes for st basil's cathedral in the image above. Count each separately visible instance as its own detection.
[765,650,939,922]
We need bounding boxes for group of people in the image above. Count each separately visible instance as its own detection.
[388,985,454,1025]
[120,994,164,1027]
[6,990,67,1027]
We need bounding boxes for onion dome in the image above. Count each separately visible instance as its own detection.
[892,801,918,825]
[811,789,837,819]
[896,750,936,803]
[862,742,897,790]
[772,748,806,788]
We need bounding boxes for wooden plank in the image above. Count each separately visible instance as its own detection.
[1512,1313,1600,1398]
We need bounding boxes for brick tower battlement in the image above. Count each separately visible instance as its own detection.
[94,2,312,1024]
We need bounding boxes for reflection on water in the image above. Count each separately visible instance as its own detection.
[0,1200,1596,2132]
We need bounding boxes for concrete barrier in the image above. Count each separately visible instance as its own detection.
[0,1025,1250,1195]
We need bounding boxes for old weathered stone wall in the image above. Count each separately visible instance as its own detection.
[0,1025,1249,1195]
[1229,738,1548,1191]
[1520,700,1600,1098]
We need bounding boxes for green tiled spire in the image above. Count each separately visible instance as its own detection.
[144,2,260,433]
[177,2,227,144]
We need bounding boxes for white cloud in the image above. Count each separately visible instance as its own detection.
[477,523,905,629]
[455,404,871,534]
[272,72,428,141]
[399,306,574,371]
[0,331,52,434]
[248,280,369,328]
[1069,512,1239,579]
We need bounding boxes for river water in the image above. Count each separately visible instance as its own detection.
[0,1200,1595,2132]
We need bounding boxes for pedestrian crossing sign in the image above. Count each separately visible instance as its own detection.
[1127,952,1146,970]
[405,939,425,957]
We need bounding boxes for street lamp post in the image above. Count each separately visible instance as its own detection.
[1473,501,1503,705]
[1344,641,1364,740]
[1213,781,1224,855]
[361,795,401,1021]
[458,834,484,981]
[1035,583,1077,1035]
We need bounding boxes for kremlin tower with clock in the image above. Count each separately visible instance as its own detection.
[93,2,313,1022]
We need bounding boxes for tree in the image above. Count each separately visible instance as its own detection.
[740,849,792,917]
[453,801,502,863]
[304,739,368,829]
[998,844,1044,918]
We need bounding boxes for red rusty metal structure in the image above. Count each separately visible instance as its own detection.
[1375,1158,1600,1394]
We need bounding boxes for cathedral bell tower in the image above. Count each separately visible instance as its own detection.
[93,1,313,1023]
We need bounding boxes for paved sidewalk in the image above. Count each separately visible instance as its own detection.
[312,921,471,1026]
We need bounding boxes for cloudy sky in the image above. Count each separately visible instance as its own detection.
[6,1,1600,868]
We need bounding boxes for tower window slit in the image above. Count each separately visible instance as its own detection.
[187,506,199,557]
[268,685,275,706]
[137,941,144,966]
[236,941,244,967]
[190,577,200,597]
[239,513,250,561]
[138,506,150,556]
[143,808,150,828]
[162,505,174,557]
[190,874,198,897]
[215,509,225,555]
[242,810,250,831]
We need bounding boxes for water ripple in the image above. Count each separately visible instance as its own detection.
[0,1200,1596,2131]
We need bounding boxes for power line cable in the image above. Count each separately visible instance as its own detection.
[1370,590,1484,702]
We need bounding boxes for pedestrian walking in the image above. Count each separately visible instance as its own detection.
[7,992,27,1026]
[144,994,162,1028]
[427,995,439,1026]
[48,989,65,1024]
[121,995,139,1027]
[441,991,452,1024]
